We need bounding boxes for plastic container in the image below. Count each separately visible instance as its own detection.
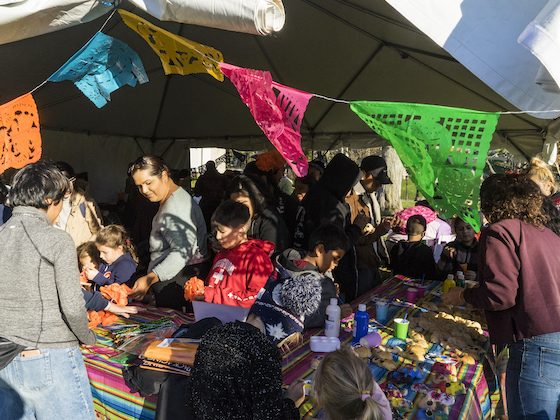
[352,304,369,344]
[359,331,382,348]
[375,300,389,324]
[456,271,465,288]
[393,318,410,340]
[310,336,341,353]
[442,274,456,293]
[324,298,341,337]
[405,287,419,303]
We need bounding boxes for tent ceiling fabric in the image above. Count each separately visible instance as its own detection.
[0,0,285,46]
[0,0,552,161]
[384,0,560,120]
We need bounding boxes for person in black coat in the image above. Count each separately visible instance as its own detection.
[226,175,291,253]
[294,153,366,301]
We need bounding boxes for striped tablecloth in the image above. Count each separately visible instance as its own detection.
[281,276,497,419]
[82,306,192,420]
[82,278,498,419]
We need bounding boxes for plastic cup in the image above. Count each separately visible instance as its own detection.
[375,300,389,324]
[359,331,382,348]
[393,318,409,340]
[416,285,427,298]
[405,287,419,303]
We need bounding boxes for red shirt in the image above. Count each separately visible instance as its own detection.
[204,239,275,308]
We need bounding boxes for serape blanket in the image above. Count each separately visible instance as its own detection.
[82,306,192,420]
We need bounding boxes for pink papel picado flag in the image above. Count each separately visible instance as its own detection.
[220,63,312,176]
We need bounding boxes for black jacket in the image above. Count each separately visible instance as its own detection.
[250,207,291,254]
[390,240,437,280]
[294,154,361,300]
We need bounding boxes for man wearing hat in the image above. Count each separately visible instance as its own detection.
[346,155,392,296]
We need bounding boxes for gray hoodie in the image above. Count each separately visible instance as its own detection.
[0,207,95,348]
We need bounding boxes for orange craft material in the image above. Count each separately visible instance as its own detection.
[184,276,205,301]
[0,93,42,173]
[255,149,286,173]
[87,310,119,328]
[100,283,132,306]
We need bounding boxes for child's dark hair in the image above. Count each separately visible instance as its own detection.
[212,200,251,228]
[8,161,70,209]
[77,241,102,270]
[307,224,350,254]
[406,215,427,236]
[95,225,139,263]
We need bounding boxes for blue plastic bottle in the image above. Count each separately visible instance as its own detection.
[352,304,369,344]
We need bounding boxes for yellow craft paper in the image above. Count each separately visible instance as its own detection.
[119,9,224,81]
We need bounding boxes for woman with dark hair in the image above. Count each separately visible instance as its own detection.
[226,175,291,253]
[0,161,95,419]
[128,156,208,309]
[444,174,560,419]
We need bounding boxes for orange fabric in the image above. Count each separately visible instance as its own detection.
[0,93,42,173]
[142,340,199,366]
[100,283,132,306]
[184,276,205,301]
[87,310,119,328]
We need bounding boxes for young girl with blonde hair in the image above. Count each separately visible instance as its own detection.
[527,157,557,196]
[85,225,138,287]
[313,347,392,420]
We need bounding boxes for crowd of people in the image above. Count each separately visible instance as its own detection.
[0,151,559,419]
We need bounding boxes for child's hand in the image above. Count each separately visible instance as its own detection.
[85,268,99,281]
[105,302,139,318]
[285,380,306,408]
[340,303,353,319]
[442,245,457,259]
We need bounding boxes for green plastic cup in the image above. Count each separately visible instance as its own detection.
[393,318,409,340]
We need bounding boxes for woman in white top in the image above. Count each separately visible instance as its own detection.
[129,156,208,309]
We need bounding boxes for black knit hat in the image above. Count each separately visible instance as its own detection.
[250,267,322,344]
[191,322,287,420]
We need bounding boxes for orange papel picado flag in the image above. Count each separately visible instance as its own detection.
[0,93,41,173]
[119,9,224,81]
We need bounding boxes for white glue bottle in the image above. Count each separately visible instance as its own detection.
[324,298,341,337]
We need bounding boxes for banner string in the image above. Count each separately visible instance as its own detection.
[18,8,560,118]
[27,8,117,97]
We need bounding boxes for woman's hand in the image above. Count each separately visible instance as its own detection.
[130,272,159,301]
[442,287,465,306]
[105,302,139,318]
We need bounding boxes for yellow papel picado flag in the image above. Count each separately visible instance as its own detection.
[119,9,224,81]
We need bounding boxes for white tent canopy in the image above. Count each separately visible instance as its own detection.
[0,0,555,202]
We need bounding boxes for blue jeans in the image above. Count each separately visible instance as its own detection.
[0,346,94,419]
[507,332,560,419]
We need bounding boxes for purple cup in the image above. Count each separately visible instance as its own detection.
[406,287,419,303]
[416,285,427,298]
[359,331,382,348]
